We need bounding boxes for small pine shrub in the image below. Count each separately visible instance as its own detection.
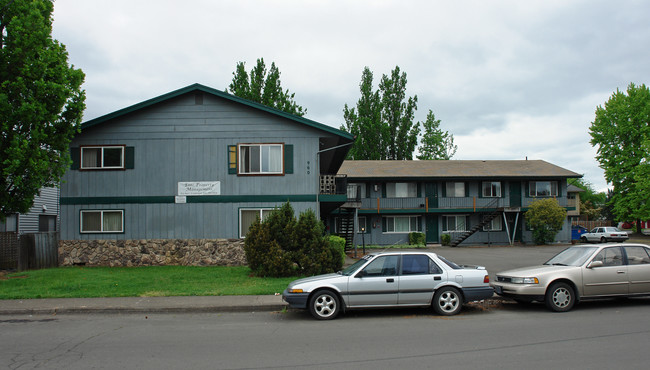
[441,233,451,246]
[244,201,342,277]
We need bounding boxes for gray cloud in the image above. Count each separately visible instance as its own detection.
[51,0,650,192]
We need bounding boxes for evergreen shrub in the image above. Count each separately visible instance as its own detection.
[328,235,347,267]
[244,202,342,277]
[409,232,426,246]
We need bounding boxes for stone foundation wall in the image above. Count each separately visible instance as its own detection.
[59,239,247,267]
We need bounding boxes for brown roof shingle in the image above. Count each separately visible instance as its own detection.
[338,160,581,179]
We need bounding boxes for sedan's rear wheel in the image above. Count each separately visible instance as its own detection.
[308,290,340,320]
[545,282,575,312]
[433,287,462,316]
[600,236,607,243]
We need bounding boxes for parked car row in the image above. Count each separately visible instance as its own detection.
[283,243,650,319]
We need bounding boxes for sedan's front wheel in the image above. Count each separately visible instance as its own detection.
[308,290,340,320]
[545,282,575,312]
[433,287,463,316]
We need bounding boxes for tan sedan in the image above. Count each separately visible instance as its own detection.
[491,243,650,312]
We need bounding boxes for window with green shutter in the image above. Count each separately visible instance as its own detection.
[228,145,237,174]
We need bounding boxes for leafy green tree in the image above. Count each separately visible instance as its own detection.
[589,83,650,231]
[342,66,421,160]
[525,198,567,245]
[226,58,305,116]
[416,110,457,160]
[380,66,420,160]
[568,178,607,220]
[342,67,385,160]
[0,0,85,220]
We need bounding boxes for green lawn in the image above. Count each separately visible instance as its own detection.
[0,266,298,299]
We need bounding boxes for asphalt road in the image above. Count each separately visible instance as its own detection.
[2,298,649,369]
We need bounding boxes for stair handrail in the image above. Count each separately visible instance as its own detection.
[450,197,503,247]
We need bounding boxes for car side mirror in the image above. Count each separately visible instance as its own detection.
[355,270,366,278]
[588,261,603,269]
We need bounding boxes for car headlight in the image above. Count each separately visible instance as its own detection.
[511,277,539,284]
[288,288,304,293]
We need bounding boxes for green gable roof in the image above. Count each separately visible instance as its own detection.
[81,83,354,141]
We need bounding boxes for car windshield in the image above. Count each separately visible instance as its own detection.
[544,246,598,266]
[340,255,373,276]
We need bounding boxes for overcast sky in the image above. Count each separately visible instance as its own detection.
[51,0,650,192]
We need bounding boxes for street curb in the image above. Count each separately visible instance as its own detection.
[0,304,289,316]
[0,295,289,316]
[0,295,512,316]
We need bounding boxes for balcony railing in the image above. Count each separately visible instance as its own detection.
[437,197,508,209]
[361,197,426,210]
[522,197,568,207]
[351,196,569,210]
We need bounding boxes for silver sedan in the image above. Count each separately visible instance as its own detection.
[491,243,650,312]
[282,251,493,320]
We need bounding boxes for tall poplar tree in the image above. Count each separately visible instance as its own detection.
[342,67,385,159]
[342,66,422,160]
[589,83,650,231]
[226,58,305,116]
[417,110,457,160]
[1,0,86,219]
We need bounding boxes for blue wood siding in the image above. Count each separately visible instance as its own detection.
[61,92,337,240]
[61,202,315,240]
[17,187,59,234]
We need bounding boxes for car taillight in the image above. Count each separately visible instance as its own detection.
[484,275,490,283]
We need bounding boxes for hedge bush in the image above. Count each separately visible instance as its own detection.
[409,232,426,246]
[441,233,451,246]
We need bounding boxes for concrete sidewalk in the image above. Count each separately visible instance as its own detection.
[0,295,287,315]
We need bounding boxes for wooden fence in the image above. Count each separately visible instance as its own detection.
[0,232,20,270]
[0,231,59,271]
[571,220,612,230]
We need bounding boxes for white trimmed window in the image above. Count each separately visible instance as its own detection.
[240,209,274,238]
[384,216,421,233]
[81,146,125,169]
[0,214,18,232]
[445,182,465,197]
[482,215,502,231]
[80,210,123,233]
[529,181,558,197]
[444,215,467,231]
[347,183,366,199]
[239,144,283,174]
[386,182,417,198]
[482,181,501,197]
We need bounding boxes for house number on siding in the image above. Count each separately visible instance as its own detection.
[307,161,310,174]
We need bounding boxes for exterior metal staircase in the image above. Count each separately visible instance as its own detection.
[336,209,356,251]
[450,198,503,247]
